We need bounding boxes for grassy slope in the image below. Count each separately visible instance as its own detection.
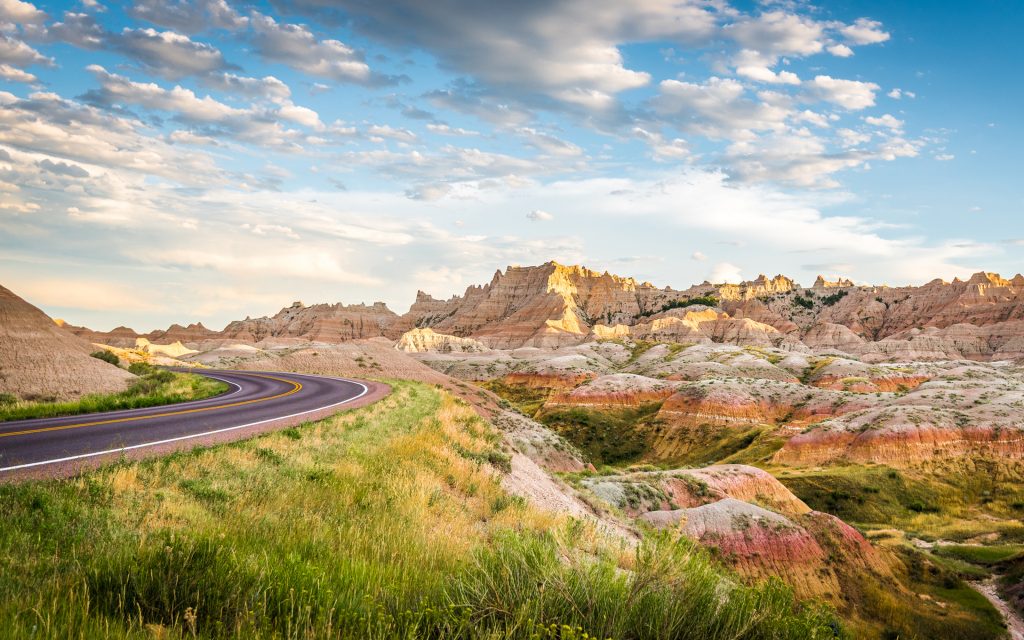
[0,381,840,640]
[0,370,228,422]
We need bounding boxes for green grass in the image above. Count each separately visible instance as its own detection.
[538,403,661,465]
[934,544,1024,566]
[775,462,1024,544]
[0,370,228,422]
[0,381,842,639]
[479,379,551,417]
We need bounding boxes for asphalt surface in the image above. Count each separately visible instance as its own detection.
[0,370,370,475]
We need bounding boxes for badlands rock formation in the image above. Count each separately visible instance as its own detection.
[59,261,1024,361]
[410,335,1024,470]
[221,301,398,343]
[0,285,134,400]
[392,262,1024,359]
[585,465,896,600]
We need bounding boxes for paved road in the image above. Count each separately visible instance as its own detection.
[0,370,369,474]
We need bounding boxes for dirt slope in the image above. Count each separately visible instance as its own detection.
[0,284,134,400]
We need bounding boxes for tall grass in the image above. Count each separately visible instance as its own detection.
[0,370,228,422]
[0,382,840,639]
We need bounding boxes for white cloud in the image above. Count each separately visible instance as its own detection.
[367,124,418,143]
[837,128,871,147]
[201,72,291,102]
[632,127,690,160]
[84,66,325,148]
[709,262,743,284]
[128,0,247,33]
[527,209,553,222]
[864,113,903,130]
[725,11,824,57]
[827,44,854,57]
[654,77,790,139]
[0,62,35,82]
[516,127,582,157]
[313,0,717,109]
[249,13,381,85]
[934,153,954,161]
[0,34,51,67]
[691,251,707,261]
[0,0,45,24]
[115,28,229,79]
[806,75,878,110]
[736,64,801,85]
[887,88,915,99]
[426,123,480,137]
[840,18,890,45]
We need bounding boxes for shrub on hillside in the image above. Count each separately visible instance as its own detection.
[90,350,120,366]
[128,362,156,376]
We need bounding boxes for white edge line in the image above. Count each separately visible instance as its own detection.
[0,374,370,473]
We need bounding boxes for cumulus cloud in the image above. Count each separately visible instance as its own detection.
[38,158,89,177]
[82,66,325,147]
[41,12,106,49]
[114,28,231,79]
[840,18,890,45]
[526,209,553,222]
[0,0,45,24]
[691,251,707,261]
[249,13,395,86]
[741,66,801,85]
[308,0,717,109]
[426,123,480,137]
[864,113,903,130]
[827,43,853,57]
[516,128,583,157]
[0,34,51,67]
[201,72,292,102]
[0,62,35,82]
[127,0,247,33]
[0,90,221,182]
[725,11,824,57]
[709,262,744,284]
[653,77,790,139]
[805,75,878,110]
[631,127,689,160]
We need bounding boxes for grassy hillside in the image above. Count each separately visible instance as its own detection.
[0,381,840,639]
[0,367,228,422]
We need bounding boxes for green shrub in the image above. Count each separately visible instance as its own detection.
[128,361,156,376]
[0,393,16,406]
[793,296,815,310]
[821,290,849,306]
[90,349,120,366]
[639,296,720,317]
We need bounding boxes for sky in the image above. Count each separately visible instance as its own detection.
[0,0,1021,331]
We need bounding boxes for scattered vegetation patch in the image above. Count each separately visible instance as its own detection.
[821,290,849,306]
[0,370,228,422]
[934,544,1024,566]
[538,403,661,465]
[638,296,719,318]
[90,349,121,366]
[480,379,552,417]
[792,295,815,310]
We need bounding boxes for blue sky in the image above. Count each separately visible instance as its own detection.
[0,0,1020,330]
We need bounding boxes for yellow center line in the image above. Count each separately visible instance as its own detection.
[0,373,303,439]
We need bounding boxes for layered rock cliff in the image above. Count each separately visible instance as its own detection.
[57,261,1024,360]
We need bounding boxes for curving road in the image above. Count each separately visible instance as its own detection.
[0,370,373,475]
